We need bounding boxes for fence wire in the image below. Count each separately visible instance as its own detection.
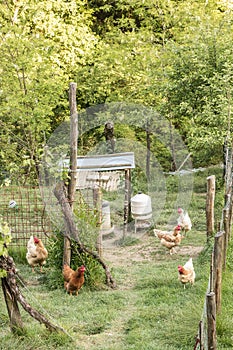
[0,185,53,247]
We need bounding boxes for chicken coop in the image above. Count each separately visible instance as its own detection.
[0,185,53,247]
[62,152,135,234]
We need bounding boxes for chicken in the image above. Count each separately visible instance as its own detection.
[154,225,183,255]
[26,235,48,272]
[154,225,181,240]
[177,207,192,235]
[178,257,195,289]
[62,264,86,296]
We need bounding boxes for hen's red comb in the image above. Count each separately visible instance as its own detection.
[34,236,40,244]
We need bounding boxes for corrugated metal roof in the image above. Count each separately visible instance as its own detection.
[62,152,135,171]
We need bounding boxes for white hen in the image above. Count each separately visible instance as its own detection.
[177,207,192,235]
[26,235,48,272]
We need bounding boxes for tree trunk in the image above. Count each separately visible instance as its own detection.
[1,277,24,333]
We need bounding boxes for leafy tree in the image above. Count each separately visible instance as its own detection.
[158,3,233,165]
[0,0,96,182]
[1,0,233,179]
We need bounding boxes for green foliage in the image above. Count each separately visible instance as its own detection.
[0,0,95,183]
[0,217,12,277]
[45,230,105,291]
[41,194,107,292]
[1,0,233,180]
[8,246,27,265]
[0,218,11,256]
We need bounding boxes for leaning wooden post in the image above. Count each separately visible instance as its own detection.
[223,207,230,270]
[1,278,24,333]
[63,82,78,266]
[206,291,217,350]
[206,175,215,240]
[229,193,233,240]
[199,320,204,350]
[123,169,131,237]
[213,231,224,313]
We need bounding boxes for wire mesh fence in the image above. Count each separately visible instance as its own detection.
[0,181,105,249]
[0,185,53,247]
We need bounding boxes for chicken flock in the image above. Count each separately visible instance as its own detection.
[154,207,195,288]
[25,206,194,293]
[26,235,86,295]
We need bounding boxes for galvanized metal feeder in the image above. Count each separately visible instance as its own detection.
[131,192,152,234]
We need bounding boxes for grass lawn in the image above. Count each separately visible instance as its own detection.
[0,166,232,349]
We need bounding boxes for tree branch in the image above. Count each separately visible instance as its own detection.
[0,255,65,333]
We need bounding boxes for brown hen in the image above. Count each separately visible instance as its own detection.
[62,264,86,296]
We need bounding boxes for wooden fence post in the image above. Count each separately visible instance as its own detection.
[213,231,224,314]
[199,320,204,350]
[206,291,217,350]
[63,82,78,266]
[229,194,233,240]
[206,175,215,240]
[123,169,131,237]
[223,207,230,270]
[93,185,103,257]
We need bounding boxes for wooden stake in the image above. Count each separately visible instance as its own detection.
[206,291,217,350]
[93,186,103,257]
[63,82,78,266]
[123,169,131,237]
[223,208,229,270]
[213,231,224,313]
[206,175,215,239]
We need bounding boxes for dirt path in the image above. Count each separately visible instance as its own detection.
[102,229,203,268]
